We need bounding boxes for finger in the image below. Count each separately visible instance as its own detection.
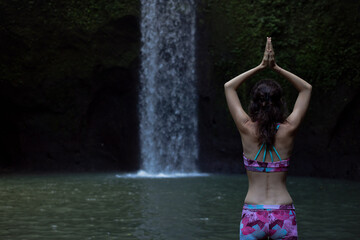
[264,52,269,61]
[264,50,269,58]
[267,38,271,52]
[268,50,273,57]
[269,38,274,52]
[269,53,275,62]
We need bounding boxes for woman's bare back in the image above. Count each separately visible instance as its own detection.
[241,120,295,161]
[240,120,295,205]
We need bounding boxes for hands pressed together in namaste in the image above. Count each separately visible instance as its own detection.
[259,37,278,70]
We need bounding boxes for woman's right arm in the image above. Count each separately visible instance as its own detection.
[274,65,312,133]
[268,38,312,134]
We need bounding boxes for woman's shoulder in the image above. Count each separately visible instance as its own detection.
[240,120,295,136]
[242,120,258,130]
[276,121,298,139]
[238,120,259,138]
[278,120,297,131]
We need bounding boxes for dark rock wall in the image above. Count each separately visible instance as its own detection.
[0,1,141,172]
[1,0,359,180]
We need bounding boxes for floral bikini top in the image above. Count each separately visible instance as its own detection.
[243,123,290,173]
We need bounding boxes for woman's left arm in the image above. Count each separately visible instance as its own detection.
[224,65,264,132]
[224,37,271,132]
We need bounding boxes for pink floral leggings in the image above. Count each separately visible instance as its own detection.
[240,203,298,240]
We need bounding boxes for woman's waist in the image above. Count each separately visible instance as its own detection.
[244,188,293,205]
[248,181,288,192]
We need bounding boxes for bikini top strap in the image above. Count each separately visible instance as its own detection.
[269,149,274,163]
[254,123,281,162]
[254,143,264,161]
[262,144,267,162]
[273,123,282,161]
[273,146,282,161]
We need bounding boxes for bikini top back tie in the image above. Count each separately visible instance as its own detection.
[243,123,290,172]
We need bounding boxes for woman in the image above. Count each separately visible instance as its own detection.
[224,37,312,240]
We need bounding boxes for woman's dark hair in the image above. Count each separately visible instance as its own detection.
[248,79,288,147]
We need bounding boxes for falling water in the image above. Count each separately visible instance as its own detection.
[138,0,198,174]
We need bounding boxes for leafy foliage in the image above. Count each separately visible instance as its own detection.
[0,0,140,86]
[201,0,359,91]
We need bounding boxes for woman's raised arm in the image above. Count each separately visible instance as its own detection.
[224,38,271,132]
[224,66,262,132]
[268,38,312,134]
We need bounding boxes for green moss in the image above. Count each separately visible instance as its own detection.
[201,0,360,95]
[0,0,140,90]
[63,0,140,33]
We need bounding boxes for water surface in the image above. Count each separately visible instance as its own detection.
[0,173,359,239]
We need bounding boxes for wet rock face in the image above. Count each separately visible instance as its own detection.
[79,65,140,172]
[0,14,141,173]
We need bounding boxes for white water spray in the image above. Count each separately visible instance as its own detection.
[138,0,198,174]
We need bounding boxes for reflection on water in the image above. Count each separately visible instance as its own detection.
[0,173,359,239]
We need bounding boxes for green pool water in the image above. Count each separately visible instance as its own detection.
[0,173,359,239]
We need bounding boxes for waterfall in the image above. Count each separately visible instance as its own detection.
[138,0,198,174]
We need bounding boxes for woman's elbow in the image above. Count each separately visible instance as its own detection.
[224,82,232,89]
[307,83,312,91]
[303,82,312,91]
